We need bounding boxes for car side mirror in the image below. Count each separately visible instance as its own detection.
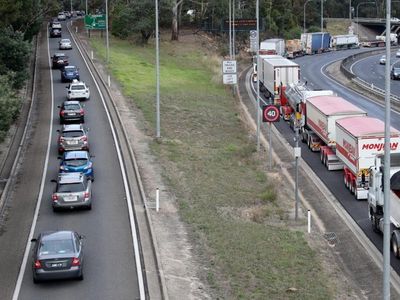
[90,155,95,158]
[57,156,62,159]
[57,105,61,108]
[30,238,37,242]
[79,234,85,239]
[51,179,57,183]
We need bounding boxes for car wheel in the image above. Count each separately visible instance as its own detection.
[86,204,92,210]
[60,118,64,125]
[77,272,84,280]
[33,277,40,284]
[81,117,85,123]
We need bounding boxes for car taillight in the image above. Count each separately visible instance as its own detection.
[84,192,89,199]
[80,136,87,141]
[52,194,58,201]
[60,111,65,116]
[79,109,84,115]
[71,257,80,266]
[34,260,42,269]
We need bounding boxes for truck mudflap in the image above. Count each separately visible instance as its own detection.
[354,188,368,200]
[320,146,343,170]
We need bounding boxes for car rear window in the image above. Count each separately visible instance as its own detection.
[58,182,85,193]
[71,85,85,90]
[65,158,88,167]
[63,130,84,137]
[64,104,80,110]
[39,239,75,256]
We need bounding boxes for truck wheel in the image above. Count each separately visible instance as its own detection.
[344,176,348,189]
[371,212,380,233]
[392,233,400,258]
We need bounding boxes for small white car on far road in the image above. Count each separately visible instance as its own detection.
[59,38,72,50]
[66,80,90,100]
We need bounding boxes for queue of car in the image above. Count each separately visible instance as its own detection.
[32,12,92,283]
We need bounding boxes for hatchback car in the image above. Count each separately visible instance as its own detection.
[50,20,62,30]
[58,101,85,124]
[61,66,80,82]
[57,124,89,153]
[60,151,94,180]
[59,38,72,50]
[31,230,84,283]
[50,28,61,38]
[380,55,386,65]
[51,172,92,211]
[52,53,68,69]
[391,66,400,80]
[66,80,90,100]
[58,12,66,21]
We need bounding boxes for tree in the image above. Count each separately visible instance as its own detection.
[171,0,184,40]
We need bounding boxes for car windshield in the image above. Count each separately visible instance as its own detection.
[64,104,80,110]
[64,67,76,72]
[65,158,88,167]
[58,182,85,193]
[71,85,85,90]
[61,39,70,43]
[39,238,75,256]
[63,130,84,138]
[394,68,400,72]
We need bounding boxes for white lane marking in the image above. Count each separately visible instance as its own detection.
[68,24,145,299]
[12,28,54,300]
[319,58,400,118]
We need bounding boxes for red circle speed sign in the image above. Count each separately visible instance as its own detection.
[262,105,280,122]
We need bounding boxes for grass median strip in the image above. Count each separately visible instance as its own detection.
[90,36,334,299]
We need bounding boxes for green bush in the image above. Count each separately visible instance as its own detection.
[0,73,21,142]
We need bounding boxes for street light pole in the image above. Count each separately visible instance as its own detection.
[256,0,260,151]
[303,0,312,34]
[321,0,324,32]
[155,0,160,138]
[349,0,352,23]
[105,0,109,63]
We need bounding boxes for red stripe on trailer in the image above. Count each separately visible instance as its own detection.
[336,143,357,168]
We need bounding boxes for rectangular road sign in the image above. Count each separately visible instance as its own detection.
[250,30,258,52]
[223,74,237,85]
[84,14,106,30]
[223,19,257,31]
[222,60,237,74]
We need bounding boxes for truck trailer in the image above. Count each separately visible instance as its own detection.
[302,96,367,170]
[330,34,359,50]
[368,153,400,257]
[301,32,331,54]
[285,39,304,58]
[259,56,300,106]
[259,38,285,56]
[336,117,400,199]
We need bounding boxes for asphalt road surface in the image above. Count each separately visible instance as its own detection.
[252,48,400,277]
[0,20,140,300]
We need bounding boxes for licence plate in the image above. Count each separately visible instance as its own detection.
[64,195,78,202]
[67,113,76,116]
[51,263,64,268]
[67,140,78,145]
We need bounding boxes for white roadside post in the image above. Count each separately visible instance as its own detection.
[156,188,160,212]
[308,210,311,233]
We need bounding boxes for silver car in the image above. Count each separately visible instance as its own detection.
[31,230,84,283]
[57,124,89,154]
[59,38,72,50]
[67,80,90,100]
[51,172,92,211]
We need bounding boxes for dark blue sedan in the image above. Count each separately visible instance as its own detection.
[61,65,80,82]
[59,150,94,180]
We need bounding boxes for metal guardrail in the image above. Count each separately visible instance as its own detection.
[340,48,400,103]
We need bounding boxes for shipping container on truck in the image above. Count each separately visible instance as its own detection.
[301,32,331,54]
[336,116,400,199]
[303,96,367,170]
[252,54,282,83]
[259,38,285,56]
[330,34,359,50]
[368,152,400,257]
[259,56,300,106]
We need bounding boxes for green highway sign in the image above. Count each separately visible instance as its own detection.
[84,14,106,30]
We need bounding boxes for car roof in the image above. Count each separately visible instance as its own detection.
[58,172,85,184]
[62,124,84,131]
[64,151,89,160]
[41,230,75,241]
[63,100,81,105]
[60,38,70,42]
[64,65,76,69]
[54,52,66,56]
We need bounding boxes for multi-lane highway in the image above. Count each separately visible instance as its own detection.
[0,20,145,300]
[249,48,400,276]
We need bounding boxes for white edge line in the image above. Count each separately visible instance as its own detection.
[12,27,54,300]
[67,23,145,299]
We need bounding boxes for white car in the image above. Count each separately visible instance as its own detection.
[391,17,400,22]
[58,12,66,21]
[59,38,72,50]
[66,80,90,100]
[380,55,386,65]
[396,50,400,58]
[51,21,62,30]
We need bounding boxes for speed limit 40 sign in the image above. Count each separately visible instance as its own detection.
[262,105,280,122]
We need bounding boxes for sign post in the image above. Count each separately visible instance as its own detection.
[262,105,279,169]
[222,60,237,85]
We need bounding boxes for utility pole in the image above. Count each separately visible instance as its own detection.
[383,0,391,298]
[256,0,260,151]
[155,0,160,138]
[105,0,109,63]
[321,0,324,32]
[229,0,232,58]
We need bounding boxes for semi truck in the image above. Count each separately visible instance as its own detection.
[368,152,400,257]
[258,56,300,106]
[280,82,334,122]
[302,96,367,170]
[330,34,359,50]
[259,38,285,56]
[301,32,331,54]
[285,39,304,58]
[336,117,400,199]
[376,33,398,45]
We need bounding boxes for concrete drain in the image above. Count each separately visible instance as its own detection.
[323,232,338,246]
